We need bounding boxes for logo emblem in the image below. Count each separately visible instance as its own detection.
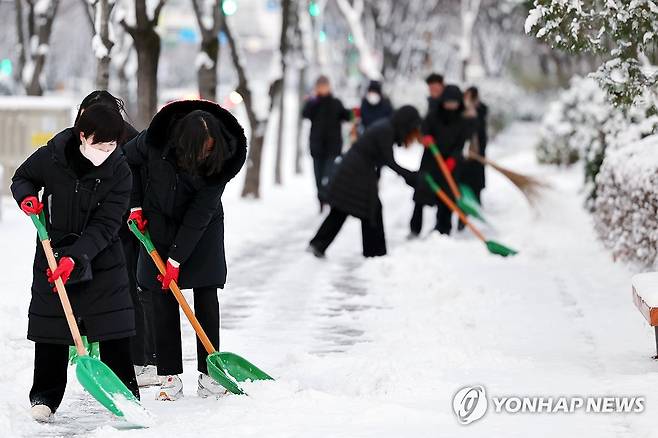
[453,385,488,425]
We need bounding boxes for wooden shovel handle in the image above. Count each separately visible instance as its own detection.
[41,239,87,357]
[432,188,487,243]
[430,147,461,200]
[148,250,217,355]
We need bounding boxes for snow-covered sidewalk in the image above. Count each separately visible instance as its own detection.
[1,122,656,437]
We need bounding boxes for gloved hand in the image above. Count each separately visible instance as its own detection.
[157,259,180,290]
[128,207,148,232]
[46,257,75,292]
[352,107,361,119]
[445,157,457,173]
[421,135,435,147]
[20,196,43,216]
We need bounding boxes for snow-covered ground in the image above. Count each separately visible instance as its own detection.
[2,122,657,437]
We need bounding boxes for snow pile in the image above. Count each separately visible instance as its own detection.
[536,76,658,206]
[593,134,658,268]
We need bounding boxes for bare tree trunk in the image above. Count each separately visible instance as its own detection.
[121,0,166,129]
[17,0,60,96]
[274,0,293,185]
[191,0,221,100]
[95,0,114,89]
[459,0,481,82]
[295,65,306,174]
[221,11,269,198]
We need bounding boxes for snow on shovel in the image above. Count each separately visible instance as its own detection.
[422,135,486,222]
[424,174,517,257]
[27,210,152,427]
[128,220,273,395]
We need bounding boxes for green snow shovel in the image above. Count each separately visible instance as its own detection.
[424,174,517,257]
[422,136,486,221]
[27,210,150,424]
[68,336,100,364]
[128,220,273,395]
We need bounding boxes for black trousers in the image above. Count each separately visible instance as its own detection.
[312,157,335,202]
[123,237,157,367]
[310,204,387,257]
[410,202,453,235]
[30,338,139,412]
[151,287,219,376]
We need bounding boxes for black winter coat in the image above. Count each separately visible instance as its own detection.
[123,100,247,291]
[326,112,417,223]
[302,94,351,158]
[360,97,393,129]
[414,86,471,206]
[11,129,134,344]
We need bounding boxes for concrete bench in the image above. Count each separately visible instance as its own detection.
[632,272,658,358]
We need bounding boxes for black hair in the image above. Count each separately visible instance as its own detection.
[392,105,421,146]
[74,104,124,143]
[173,110,227,177]
[465,86,479,99]
[75,90,126,123]
[316,75,330,86]
[367,80,382,94]
[425,73,444,85]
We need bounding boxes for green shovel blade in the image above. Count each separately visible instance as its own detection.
[218,351,274,382]
[485,240,518,257]
[207,351,274,395]
[75,356,142,417]
[69,336,100,364]
[457,184,486,222]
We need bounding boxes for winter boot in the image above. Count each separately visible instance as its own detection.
[197,373,229,399]
[30,404,53,423]
[156,375,183,401]
[135,365,161,387]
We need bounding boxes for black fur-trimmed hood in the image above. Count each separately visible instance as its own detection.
[145,100,247,183]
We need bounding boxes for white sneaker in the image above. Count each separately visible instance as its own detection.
[135,365,161,387]
[156,375,183,401]
[31,404,53,423]
[197,373,229,399]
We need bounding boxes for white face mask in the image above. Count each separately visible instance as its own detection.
[80,138,116,166]
[366,92,381,105]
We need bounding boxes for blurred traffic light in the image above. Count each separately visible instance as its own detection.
[222,0,237,15]
[0,59,12,77]
[309,1,319,17]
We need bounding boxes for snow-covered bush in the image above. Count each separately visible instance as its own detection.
[593,135,658,268]
[537,76,658,206]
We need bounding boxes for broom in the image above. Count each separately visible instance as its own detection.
[467,151,547,204]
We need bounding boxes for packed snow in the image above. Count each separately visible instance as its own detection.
[1,122,658,437]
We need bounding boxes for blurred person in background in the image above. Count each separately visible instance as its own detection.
[302,75,353,212]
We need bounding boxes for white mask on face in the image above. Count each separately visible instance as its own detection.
[366,92,381,105]
[80,138,116,166]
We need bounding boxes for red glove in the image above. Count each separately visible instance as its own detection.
[128,207,148,232]
[445,157,457,173]
[20,196,43,216]
[46,257,75,292]
[352,107,361,119]
[421,135,435,147]
[157,259,180,290]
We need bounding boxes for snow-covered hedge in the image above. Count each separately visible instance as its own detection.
[537,76,658,206]
[593,135,658,268]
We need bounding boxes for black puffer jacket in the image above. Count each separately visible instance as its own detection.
[11,129,134,344]
[326,106,419,222]
[414,85,470,206]
[302,94,352,158]
[123,100,247,290]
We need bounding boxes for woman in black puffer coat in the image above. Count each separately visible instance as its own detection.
[309,105,420,258]
[123,100,246,400]
[11,104,139,421]
[410,85,471,236]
